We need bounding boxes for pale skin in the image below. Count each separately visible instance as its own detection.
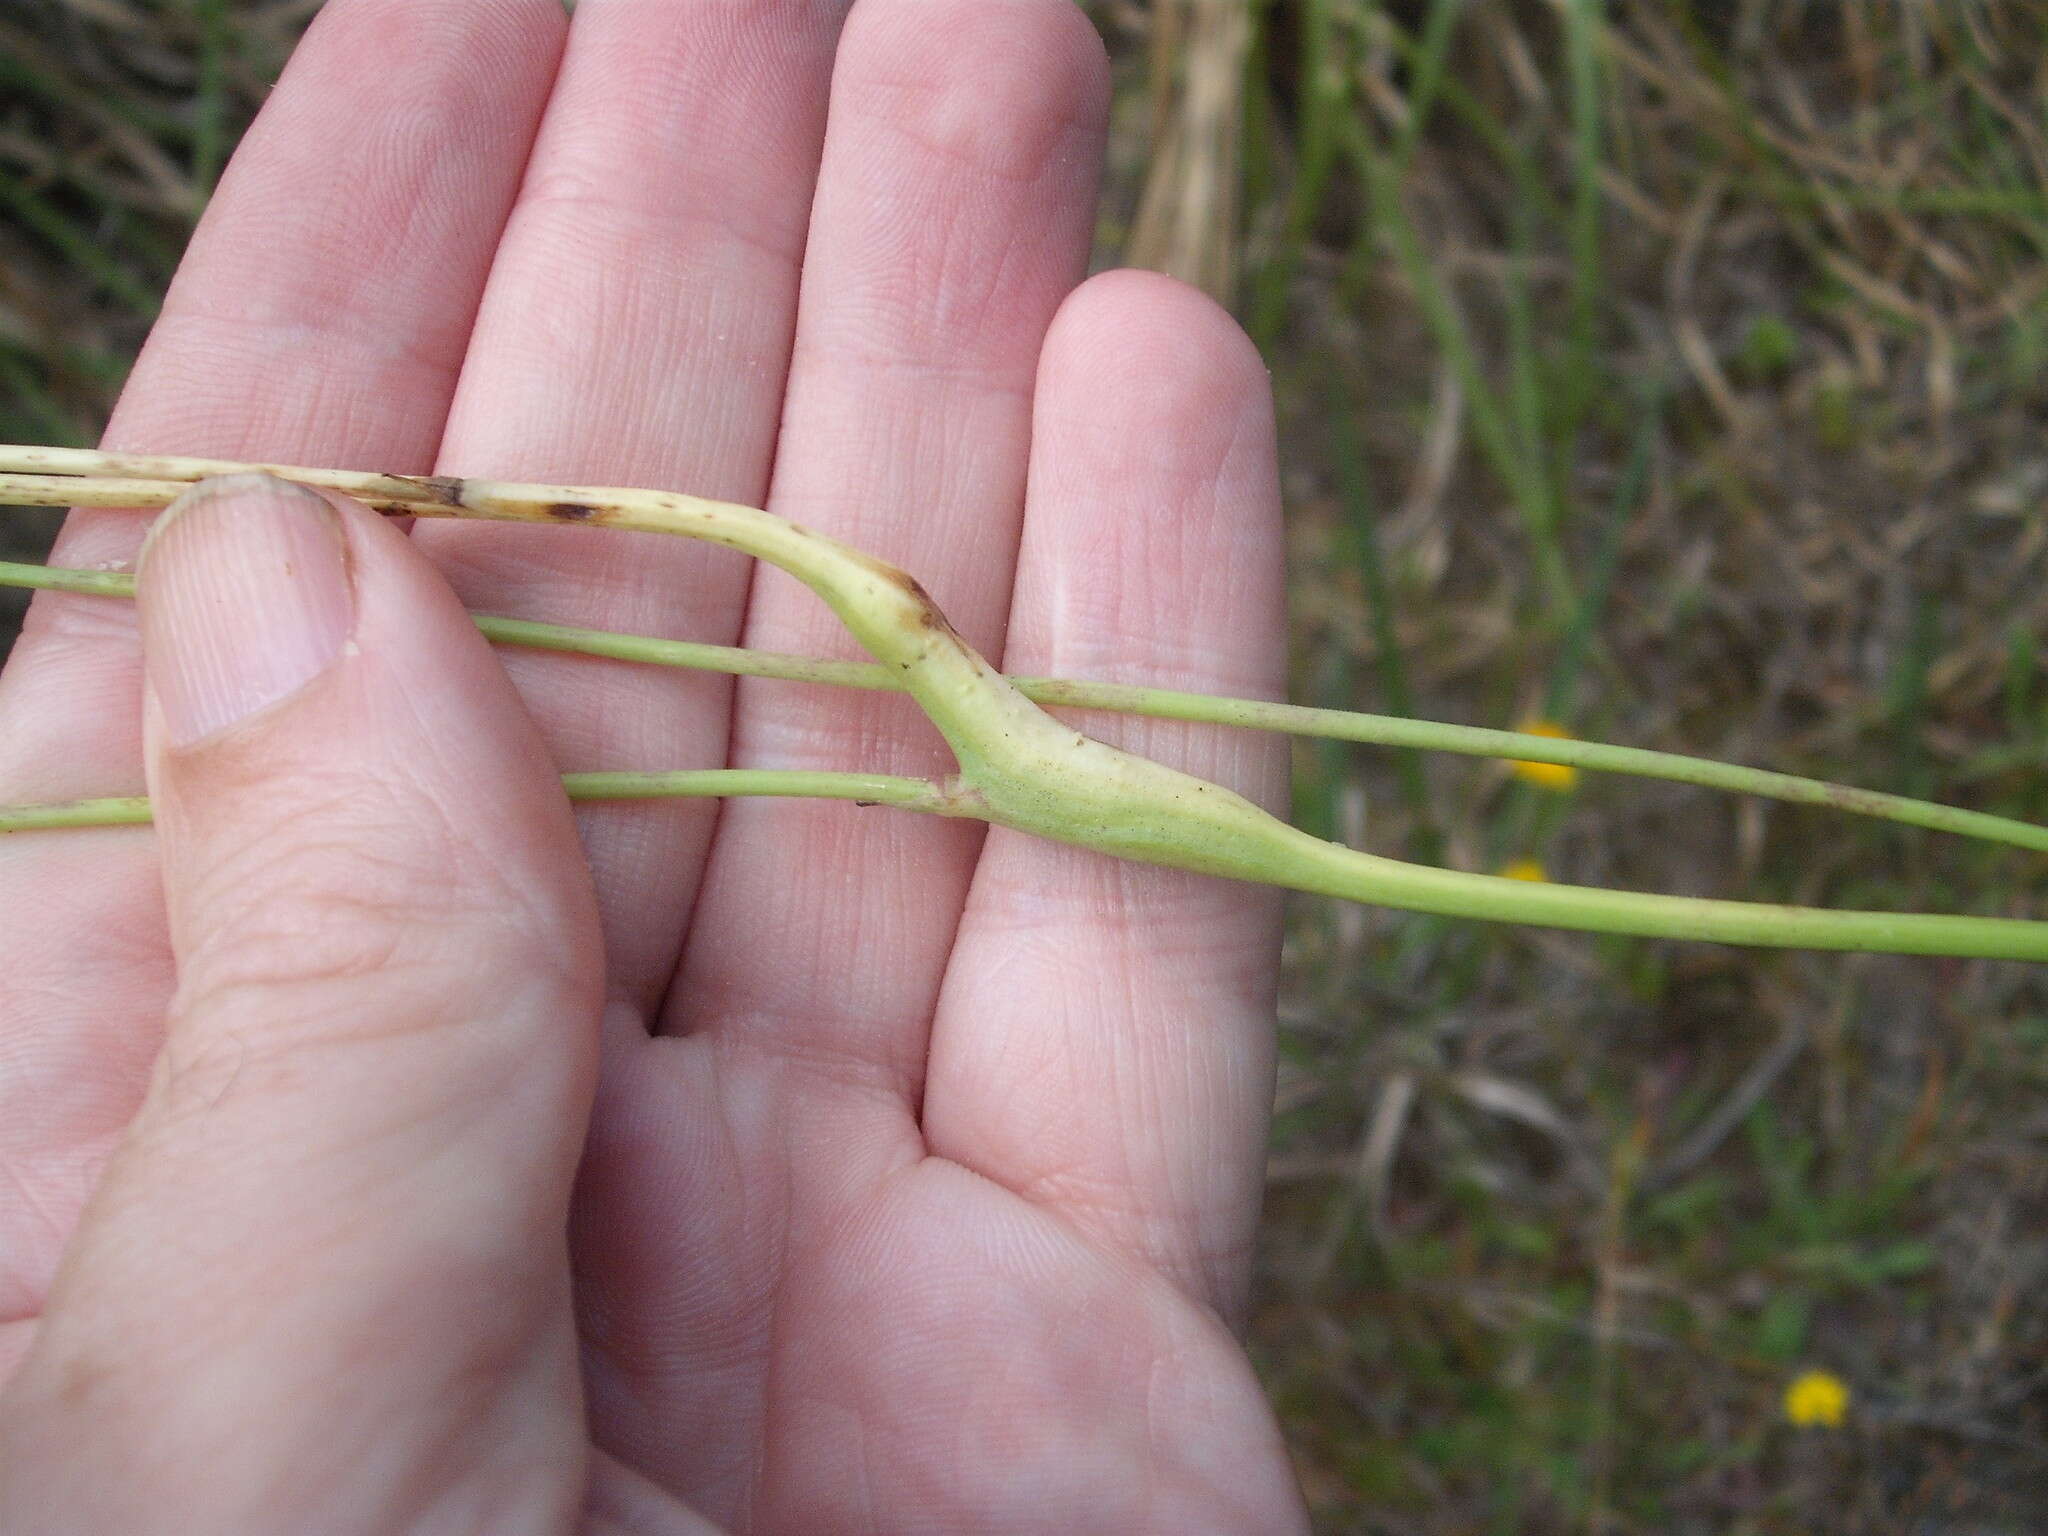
[0,2,1309,1533]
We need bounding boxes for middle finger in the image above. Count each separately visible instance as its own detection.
[418,0,853,1013]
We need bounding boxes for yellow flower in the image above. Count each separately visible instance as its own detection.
[1782,1369,1850,1428]
[1509,719,1578,791]
[1499,858,1548,882]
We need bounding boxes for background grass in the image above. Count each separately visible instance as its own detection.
[5,2,2047,1530]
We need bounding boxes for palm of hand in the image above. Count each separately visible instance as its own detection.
[0,3,1303,1530]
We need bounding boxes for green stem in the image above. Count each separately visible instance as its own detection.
[7,775,2041,961]
[7,557,2044,858]
[1,771,961,836]
[1252,823,2047,960]
[191,0,231,200]
[4,449,2045,961]
[0,796,156,832]
[560,770,958,813]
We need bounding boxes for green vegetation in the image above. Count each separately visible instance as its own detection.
[1114,1,2048,1527]
[5,1,2047,1528]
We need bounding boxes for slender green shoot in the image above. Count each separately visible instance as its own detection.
[4,550,2047,859]
[10,773,2036,960]
[1326,374,1435,848]
[1387,0,1465,176]
[1561,0,1605,436]
[2,770,964,834]
[2,446,2045,961]
[1502,183,1556,557]
[1249,0,1340,347]
[1340,114,1577,614]
[191,0,232,199]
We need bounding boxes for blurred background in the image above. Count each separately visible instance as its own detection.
[3,2,2046,1530]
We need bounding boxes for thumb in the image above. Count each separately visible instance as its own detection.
[1,474,605,1531]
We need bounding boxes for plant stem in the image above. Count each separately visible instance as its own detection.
[563,770,963,813]
[0,796,155,832]
[0,772,963,836]
[4,447,2045,960]
[7,772,2041,960]
[6,556,2044,858]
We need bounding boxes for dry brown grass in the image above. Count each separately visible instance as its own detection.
[7,2,2048,1530]
[1192,4,2048,1529]
[1123,0,1251,303]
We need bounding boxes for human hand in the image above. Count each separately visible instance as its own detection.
[0,3,1306,1531]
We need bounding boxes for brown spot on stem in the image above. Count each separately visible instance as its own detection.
[545,501,600,522]
[1816,781,1892,816]
[879,565,959,635]
[388,473,467,507]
